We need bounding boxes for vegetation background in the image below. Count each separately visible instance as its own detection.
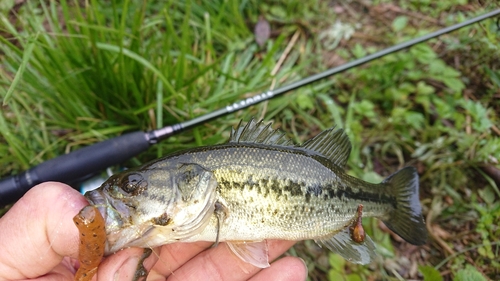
[1,0,499,280]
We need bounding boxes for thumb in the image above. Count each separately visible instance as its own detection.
[0,182,88,280]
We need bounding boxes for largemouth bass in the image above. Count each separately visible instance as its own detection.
[84,119,427,268]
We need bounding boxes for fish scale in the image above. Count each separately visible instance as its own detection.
[172,145,391,240]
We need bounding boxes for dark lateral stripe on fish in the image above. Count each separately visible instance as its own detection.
[330,185,397,208]
[219,177,397,208]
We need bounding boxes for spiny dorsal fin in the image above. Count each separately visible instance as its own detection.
[301,127,352,168]
[230,119,351,168]
[229,118,293,146]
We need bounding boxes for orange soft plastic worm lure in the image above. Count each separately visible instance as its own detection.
[350,204,366,243]
[73,205,106,281]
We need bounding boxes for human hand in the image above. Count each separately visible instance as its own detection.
[0,182,308,281]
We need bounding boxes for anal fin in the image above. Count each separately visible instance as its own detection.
[226,240,270,268]
[315,228,377,265]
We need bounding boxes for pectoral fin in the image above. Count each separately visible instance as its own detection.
[226,241,270,268]
[211,201,228,249]
[315,228,377,265]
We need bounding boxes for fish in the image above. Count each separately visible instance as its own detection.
[83,119,427,269]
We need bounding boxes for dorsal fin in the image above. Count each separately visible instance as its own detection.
[230,119,352,168]
[229,118,293,146]
[301,127,351,168]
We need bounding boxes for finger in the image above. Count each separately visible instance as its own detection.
[27,260,77,281]
[147,241,212,277]
[161,240,296,281]
[96,247,157,281]
[0,182,88,280]
[249,256,307,281]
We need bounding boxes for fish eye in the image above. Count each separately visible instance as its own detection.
[119,173,147,195]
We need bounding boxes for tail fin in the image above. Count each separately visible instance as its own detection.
[382,167,427,245]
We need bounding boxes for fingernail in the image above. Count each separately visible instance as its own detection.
[146,270,165,281]
[298,258,309,281]
[115,256,140,281]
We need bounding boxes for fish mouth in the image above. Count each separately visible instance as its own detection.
[85,190,160,254]
[84,190,109,223]
[85,189,136,255]
[84,189,130,233]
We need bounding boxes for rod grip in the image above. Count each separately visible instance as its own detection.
[0,131,150,207]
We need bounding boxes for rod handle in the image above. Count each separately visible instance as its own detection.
[0,131,150,206]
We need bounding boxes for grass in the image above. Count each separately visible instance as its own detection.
[1,0,500,280]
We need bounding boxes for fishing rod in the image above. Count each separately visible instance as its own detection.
[0,9,499,207]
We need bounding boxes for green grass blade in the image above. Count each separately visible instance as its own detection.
[95,42,178,100]
[2,33,38,105]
